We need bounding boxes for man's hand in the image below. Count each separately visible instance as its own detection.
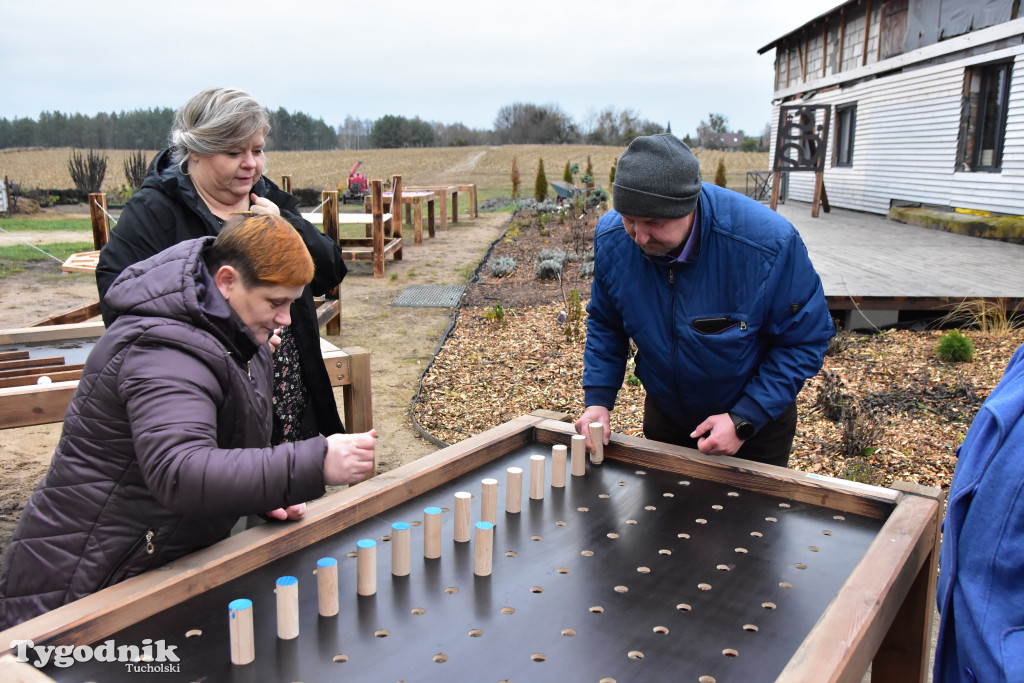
[574,406,611,453]
[265,503,306,521]
[690,413,744,456]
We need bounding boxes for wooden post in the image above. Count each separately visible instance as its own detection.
[862,2,872,67]
[551,444,567,488]
[423,506,442,559]
[589,422,604,465]
[505,466,523,513]
[770,171,782,211]
[454,491,472,542]
[280,175,292,194]
[474,521,494,577]
[571,434,586,476]
[413,196,424,245]
[529,454,545,500]
[427,195,436,238]
[391,522,411,577]
[812,173,825,218]
[316,558,339,617]
[88,193,109,249]
[322,190,342,335]
[371,180,385,278]
[356,539,377,595]
[228,599,255,665]
[275,576,299,639]
[391,175,403,262]
[481,478,498,524]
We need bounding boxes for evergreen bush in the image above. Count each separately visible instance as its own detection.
[713,158,727,187]
[937,330,974,363]
[534,159,548,202]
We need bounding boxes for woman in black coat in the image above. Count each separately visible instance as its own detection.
[96,86,348,443]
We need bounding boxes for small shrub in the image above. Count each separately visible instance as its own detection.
[578,261,595,278]
[563,160,573,184]
[713,158,727,187]
[937,330,974,363]
[68,149,108,194]
[534,158,549,202]
[487,255,517,278]
[510,157,521,200]
[484,301,506,326]
[534,259,564,280]
[123,150,148,191]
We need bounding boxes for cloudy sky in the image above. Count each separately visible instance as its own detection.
[2,0,840,138]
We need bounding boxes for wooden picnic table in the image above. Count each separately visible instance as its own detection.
[403,183,478,230]
[364,190,436,245]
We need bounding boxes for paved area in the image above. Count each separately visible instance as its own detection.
[776,202,1024,305]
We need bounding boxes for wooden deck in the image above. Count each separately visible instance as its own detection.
[776,202,1024,313]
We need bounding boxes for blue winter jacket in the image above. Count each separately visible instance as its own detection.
[583,183,834,431]
[934,342,1024,683]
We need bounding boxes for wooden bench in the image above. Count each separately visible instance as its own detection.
[303,177,404,279]
[364,189,437,245]
[0,321,373,434]
[404,182,478,229]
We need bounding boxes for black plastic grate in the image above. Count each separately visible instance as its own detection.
[390,284,466,307]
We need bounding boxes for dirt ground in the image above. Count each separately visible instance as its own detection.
[0,208,510,560]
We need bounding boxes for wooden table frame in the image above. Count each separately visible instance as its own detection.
[364,190,437,245]
[0,413,940,682]
[0,322,372,435]
[403,183,478,230]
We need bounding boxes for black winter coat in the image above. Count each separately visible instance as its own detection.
[95,148,347,435]
[0,238,329,628]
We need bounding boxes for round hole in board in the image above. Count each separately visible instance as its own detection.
[780,581,793,589]
[558,567,570,574]
[578,507,590,512]
[501,606,516,615]
[468,629,483,638]
[531,653,547,662]
[590,605,605,613]
[617,481,629,487]
[531,535,543,541]
[184,629,202,638]
[696,518,708,525]
[765,517,777,523]
[678,533,691,539]
[653,626,669,635]
[795,563,808,570]
[433,653,448,663]
[614,585,629,593]
[505,550,518,558]
[635,470,647,476]
[375,629,390,638]
[562,628,577,637]
[333,654,349,663]
[626,519,638,525]
[599,679,616,683]
[762,602,777,610]
[698,677,717,683]
[444,587,459,594]
[698,583,712,591]
[663,492,675,497]
[531,586,544,594]
[717,564,732,571]
[628,650,645,660]
[728,491,740,497]
[411,607,426,615]
[809,546,821,552]
[637,566,651,574]
[599,494,610,499]
[779,503,791,509]
[411,520,421,527]
[723,649,739,658]
[607,532,620,539]
[823,530,834,536]
[743,624,759,632]
[645,506,657,511]
[712,505,723,511]
[677,603,692,612]
[380,535,391,542]
[735,547,748,554]
[556,520,567,526]
[751,531,763,538]
[833,514,846,521]
[581,549,595,557]
[659,549,672,556]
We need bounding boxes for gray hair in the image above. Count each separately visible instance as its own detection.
[170,87,271,168]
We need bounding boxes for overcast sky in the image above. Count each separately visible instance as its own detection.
[1,0,840,138]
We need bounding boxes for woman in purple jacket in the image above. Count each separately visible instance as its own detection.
[0,215,375,629]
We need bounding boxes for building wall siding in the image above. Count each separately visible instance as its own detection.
[772,43,1024,215]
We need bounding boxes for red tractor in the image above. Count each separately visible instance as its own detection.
[341,161,369,204]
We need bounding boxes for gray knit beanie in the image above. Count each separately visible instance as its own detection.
[613,134,702,218]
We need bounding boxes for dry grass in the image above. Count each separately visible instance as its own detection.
[2,146,769,194]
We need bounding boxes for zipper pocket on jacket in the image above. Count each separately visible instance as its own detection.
[100,528,156,589]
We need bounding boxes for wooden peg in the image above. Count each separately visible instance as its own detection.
[505,467,523,513]
[316,558,339,617]
[392,522,411,577]
[357,539,377,596]
[454,492,472,542]
[424,507,442,559]
[589,422,605,464]
[551,444,567,488]
[529,454,545,499]
[474,521,495,576]
[571,434,587,476]
[228,598,255,665]
[275,576,299,640]
[481,478,498,524]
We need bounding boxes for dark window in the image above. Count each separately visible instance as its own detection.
[960,61,1012,172]
[835,105,856,167]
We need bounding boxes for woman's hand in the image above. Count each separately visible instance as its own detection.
[269,327,283,352]
[323,430,377,485]
[249,193,281,216]
[265,503,307,521]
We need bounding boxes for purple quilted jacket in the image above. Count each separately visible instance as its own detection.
[0,237,328,629]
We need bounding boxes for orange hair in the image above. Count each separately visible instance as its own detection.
[206,214,314,287]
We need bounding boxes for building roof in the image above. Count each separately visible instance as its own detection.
[757,0,852,54]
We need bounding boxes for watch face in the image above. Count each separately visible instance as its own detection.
[735,420,756,440]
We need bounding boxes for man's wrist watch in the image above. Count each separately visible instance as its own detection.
[729,412,756,440]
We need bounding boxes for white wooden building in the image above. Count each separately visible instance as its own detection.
[759,0,1024,215]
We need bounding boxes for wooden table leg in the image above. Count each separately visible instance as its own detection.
[413,199,423,245]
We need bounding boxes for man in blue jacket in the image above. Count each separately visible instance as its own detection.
[933,342,1024,682]
[575,134,834,467]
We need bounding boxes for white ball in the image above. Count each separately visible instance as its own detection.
[36,376,52,385]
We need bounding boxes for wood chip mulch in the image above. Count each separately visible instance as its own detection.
[413,214,1024,492]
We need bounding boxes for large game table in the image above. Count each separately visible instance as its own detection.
[0,412,941,682]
